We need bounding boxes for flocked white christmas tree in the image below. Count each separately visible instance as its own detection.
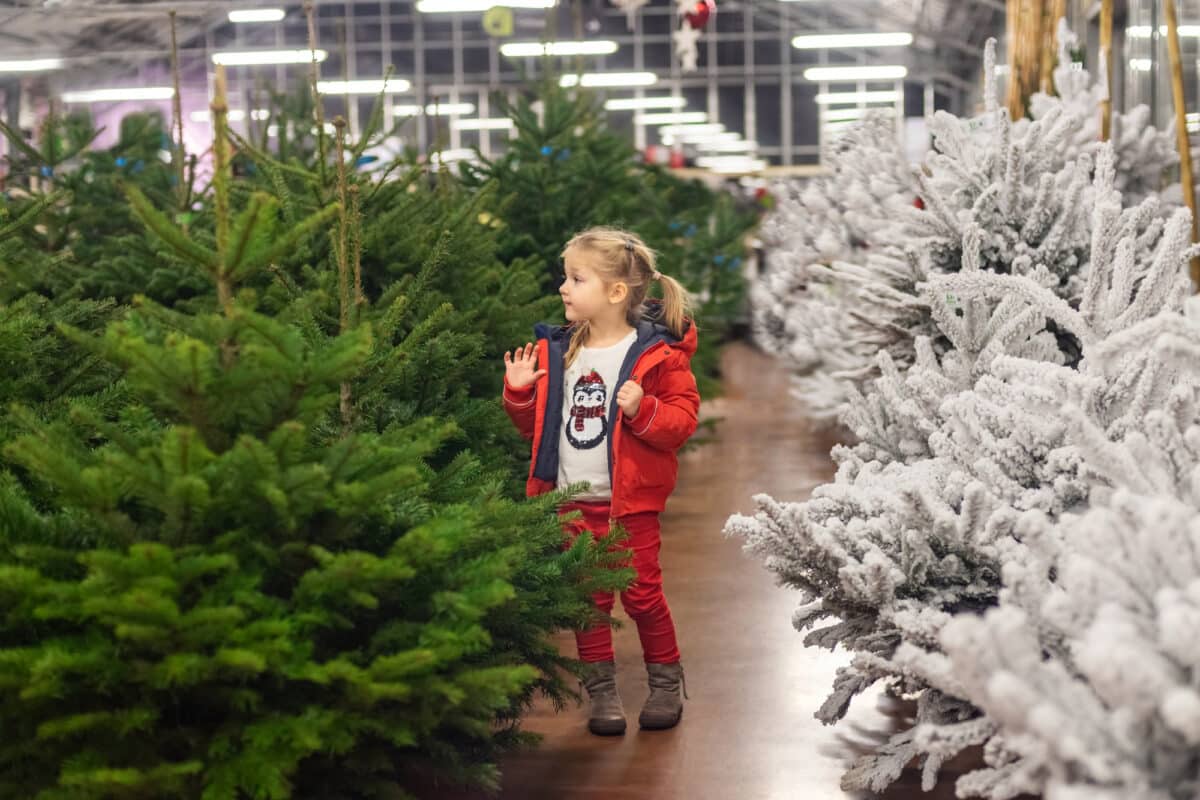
[896,296,1200,799]
[752,32,1177,426]
[750,113,918,418]
[729,42,1197,791]
[1026,20,1178,201]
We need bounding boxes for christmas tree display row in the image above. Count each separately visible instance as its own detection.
[730,30,1200,800]
[0,70,754,796]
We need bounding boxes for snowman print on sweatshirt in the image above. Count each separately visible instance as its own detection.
[567,369,608,450]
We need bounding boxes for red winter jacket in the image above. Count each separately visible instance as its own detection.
[502,303,701,518]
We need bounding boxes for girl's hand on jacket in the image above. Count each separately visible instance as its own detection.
[617,379,644,418]
[504,342,547,389]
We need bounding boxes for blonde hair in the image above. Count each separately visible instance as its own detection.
[561,226,694,368]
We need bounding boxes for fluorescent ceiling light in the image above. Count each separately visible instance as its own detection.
[1130,58,1153,71]
[429,148,477,162]
[1127,25,1200,37]
[804,65,907,81]
[792,32,913,49]
[822,107,894,122]
[695,139,758,152]
[191,109,250,122]
[0,58,63,73]
[560,72,658,87]
[501,40,618,57]
[663,132,739,146]
[393,103,477,116]
[822,108,865,122]
[418,0,556,11]
[212,49,326,66]
[317,78,412,94]
[452,118,515,130]
[685,134,740,144]
[635,111,709,125]
[63,87,175,103]
[695,156,766,173]
[425,102,476,115]
[605,96,686,111]
[815,90,900,105]
[658,123,725,137]
[228,9,286,22]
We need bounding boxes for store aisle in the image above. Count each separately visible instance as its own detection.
[461,343,964,800]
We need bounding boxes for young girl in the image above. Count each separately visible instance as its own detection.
[501,226,700,737]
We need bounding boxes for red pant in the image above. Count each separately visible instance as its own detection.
[559,501,681,665]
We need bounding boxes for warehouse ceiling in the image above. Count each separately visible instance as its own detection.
[0,0,1005,86]
[0,0,223,76]
[759,0,1005,89]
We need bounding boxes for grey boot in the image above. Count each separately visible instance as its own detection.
[638,662,687,730]
[582,661,626,736]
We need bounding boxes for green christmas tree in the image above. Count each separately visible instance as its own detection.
[0,109,205,306]
[221,83,558,491]
[461,82,646,276]
[0,180,121,448]
[637,184,758,397]
[0,78,628,799]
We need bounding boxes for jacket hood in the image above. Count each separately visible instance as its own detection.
[534,298,697,358]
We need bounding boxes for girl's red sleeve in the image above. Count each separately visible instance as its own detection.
[502,377,537,441]
[624,357,700,451]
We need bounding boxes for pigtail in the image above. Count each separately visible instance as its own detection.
[653,272,694,339]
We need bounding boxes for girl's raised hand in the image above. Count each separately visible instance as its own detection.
[504,342,547,389]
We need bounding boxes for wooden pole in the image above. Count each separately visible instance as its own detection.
[168,11,186,212]
[1042,0,1067,93]
[1024,0,1045,104]
[332,116,354,429]
[1005,0,1046,119]
[1007,0,1022,117]
[304,1,328,184]
[1099,0,1113,140]
[211,65,233,316]
[1165,0,1200,291]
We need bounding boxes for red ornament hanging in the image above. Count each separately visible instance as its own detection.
[685,0,715,30]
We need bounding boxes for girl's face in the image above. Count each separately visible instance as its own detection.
[559,247,625,324]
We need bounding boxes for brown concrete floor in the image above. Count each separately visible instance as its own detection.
[447,343,990,800]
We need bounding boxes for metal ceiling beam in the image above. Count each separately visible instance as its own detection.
[2,1,224,18]
[916,29,982,55]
